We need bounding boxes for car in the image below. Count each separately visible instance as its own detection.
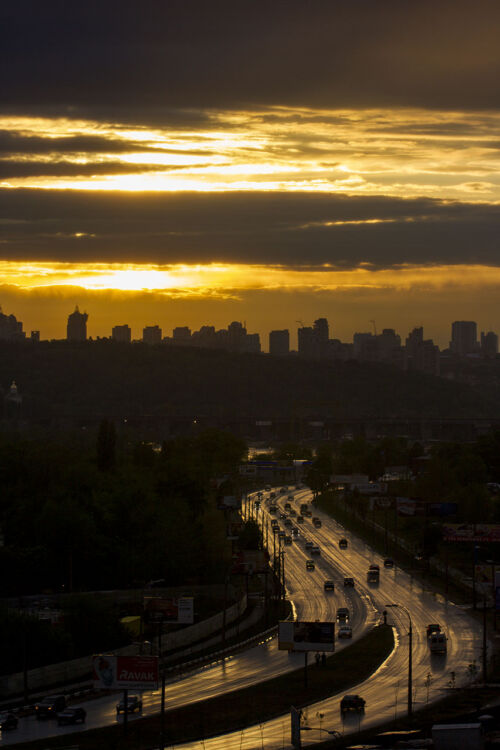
[340,694,365,714]
[369,564,380,571]
[278,530,286,538]
[337,607,349,621]
[284,535,292,545]
[271,518,279,527]
[291,527,299,537]
[311,545,321,555]
[383,558,394,568]
[269,505,278,514]
[339,538,348,549]
[279,512,287,519]
[426,623,441,638]
[289,508,297,516]
[343,577,355,587]
[306,559,315,571]
[338,625,352,639]
[303,509,312,517]
[0,712,18,730]
[284,518,292,527]
[116,695,143,714]
[57,707,87,726]
[35,695,67,719]
[313,518,322,528]
[305,540,314,550]
[284,502,292,511]
[296,515,304,524]
[323,580,335,591]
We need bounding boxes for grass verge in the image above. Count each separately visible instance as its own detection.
[14,624,394,749]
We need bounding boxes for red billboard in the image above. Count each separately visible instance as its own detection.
[93,654,159,689]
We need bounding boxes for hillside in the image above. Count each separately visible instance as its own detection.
[0,341,499,424]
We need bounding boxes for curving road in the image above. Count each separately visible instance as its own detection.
[0,487,485,747]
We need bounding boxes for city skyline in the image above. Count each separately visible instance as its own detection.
[1,2,499,344]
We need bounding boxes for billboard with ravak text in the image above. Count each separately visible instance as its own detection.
[93,654,159,690]
[278,621,335,652]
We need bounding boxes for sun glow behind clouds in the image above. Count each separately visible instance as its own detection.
[3,261,500,296]
[2,107,500,200]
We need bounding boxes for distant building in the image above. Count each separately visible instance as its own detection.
[297,326,315,357]
[30,330,40,343]
[173,326,192,345]
[450,321,477,356]
[112,324,131,343]
[405,327,440,376]
[227,321,247,352]
[481,331,498,358]
[4,381,22,420]
[245,333,261,354]
[269,329,290,356]
[0,307,25,341]
[67,306,88,341]
[143,325,162,345]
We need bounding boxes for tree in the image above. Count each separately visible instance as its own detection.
[96,419,116,471]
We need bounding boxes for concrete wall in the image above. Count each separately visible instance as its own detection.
[0,593,247,699]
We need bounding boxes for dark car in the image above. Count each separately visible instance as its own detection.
[116,695,142,714]
[339,538,348,549]
[0,712,18,730]
[35,695,67,719]
[324,580,335,591]
[57,707,87,726]
[383,558,394,568]
[305,559,315,571]
[426,623,441,638]
[340,694,365,714]
[343,577,355,587]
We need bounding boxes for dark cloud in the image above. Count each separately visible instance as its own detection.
[0,162,210,178]
[1,1,499,119]
[0,189,498,268]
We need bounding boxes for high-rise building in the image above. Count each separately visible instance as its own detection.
[245,333,261,353]
[297,326,314,357]
[143,325,162,345]
[67,306,88,341]
[481,331,498,358]
[405,327,440,376]
[112,324,131,343]
[0,307,25,340]
[269,329,290,356]
[450,321,477,356]
[173,326,192,345]
[228,321,247,352]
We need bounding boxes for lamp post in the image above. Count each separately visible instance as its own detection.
[386,603,413,715]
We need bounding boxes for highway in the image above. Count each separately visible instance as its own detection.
[0,487,485,747]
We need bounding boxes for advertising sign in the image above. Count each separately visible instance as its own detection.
[93,654,159,690]
[144,596,194,624]
[443,524,500,542]
[278,621,335,652]
[231,550,269,575]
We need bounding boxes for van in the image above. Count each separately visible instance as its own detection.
[429,632,447,653]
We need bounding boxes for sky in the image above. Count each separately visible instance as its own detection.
[1,0,500,348]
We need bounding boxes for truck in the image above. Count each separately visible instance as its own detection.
[429,631,447,653]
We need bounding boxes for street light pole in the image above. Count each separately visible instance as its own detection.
[386,603,412,715]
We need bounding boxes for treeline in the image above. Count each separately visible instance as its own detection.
[0,427,247,596]
[0,339,499,421]
[306,433,500,524]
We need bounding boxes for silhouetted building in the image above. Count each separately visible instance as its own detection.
[406,327,440,376]
[143,325,162,345]
[269,329,290,356]
[67,306,88,341]
[481,330,498,358]
[450,321,477,356]
[228,321,247,352]
[30,330,40,343]
[0,307,25,340]
[297,326,314,357]
[245,333,261,353]
[173,326,192,345]
[112,324,131,343]
[4,381,22,420]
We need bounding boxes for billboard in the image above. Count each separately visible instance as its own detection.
[231,549,269,575]
[278,621,335,652]
[443,524,500,542]
[93,654,159,690]
[144,596,194,624]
